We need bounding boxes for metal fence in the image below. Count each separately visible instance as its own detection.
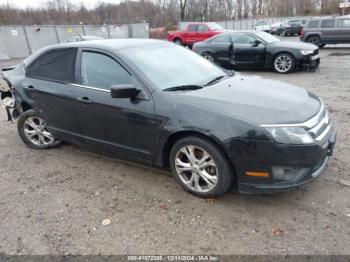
[0,23,149,60]
[179,15,331,31]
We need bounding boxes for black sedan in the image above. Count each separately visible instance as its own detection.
[2,39,335,197]
[193,31,320,74]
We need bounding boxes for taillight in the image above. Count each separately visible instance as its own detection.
[301,28,304,36]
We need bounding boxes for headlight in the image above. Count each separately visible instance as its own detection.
[300,50,314,55]
[265,126,314,144]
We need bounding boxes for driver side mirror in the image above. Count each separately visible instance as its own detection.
[252,40,262,47]
[110,84,140,99]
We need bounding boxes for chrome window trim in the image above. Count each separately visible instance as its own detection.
[69,83,110,93]
[261,102,325,129]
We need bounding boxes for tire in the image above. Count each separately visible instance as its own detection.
[202,52,215,63]
[273,53,296,74]
[17,109,62,149]
[307,36,321,47]
[173,38,183,46]
[169,136,234,198]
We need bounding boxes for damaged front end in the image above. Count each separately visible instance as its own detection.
[0,68,18,122]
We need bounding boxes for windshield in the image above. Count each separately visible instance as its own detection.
[254,31,280,43]
[121,44,226,90]
[208,22,224,30]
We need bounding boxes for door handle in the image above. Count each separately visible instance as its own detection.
[77,97,91,104]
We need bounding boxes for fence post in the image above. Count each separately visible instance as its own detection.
[106,24,111,39]
[128,24,133,38]
[82,25,86,36]
[54,26,60,43]
[22,26,32,55]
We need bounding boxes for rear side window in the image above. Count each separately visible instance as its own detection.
[338,19,350,28]
[26,48,77,82]
[307,20,320,28]
[187,24,198,32]
[321,19,335,28]
[232,34,256,45]
[197,24,208,32]
[81,51,132,90]
[211,34,231,44]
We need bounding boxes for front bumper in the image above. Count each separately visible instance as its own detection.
[299,54,320,70]
[228,128,336,194]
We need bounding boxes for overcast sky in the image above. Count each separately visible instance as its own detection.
[0,0,125,9]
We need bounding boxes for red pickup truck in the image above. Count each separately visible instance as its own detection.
[167,22,226,47]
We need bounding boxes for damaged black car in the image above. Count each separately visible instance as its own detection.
[1,39,336,197]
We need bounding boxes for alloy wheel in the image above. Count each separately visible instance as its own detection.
[23,117,55,146]
[174,145,218,193]
[274,55,292,73]
[203,53,214,63]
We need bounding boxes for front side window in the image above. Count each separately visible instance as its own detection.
[321,19,336,28]
[211,34,231,44]
[26,48,77,82]
[81,51,132,90]
[307,20,320,28]
[232,33,257,45]
[338,19,350,28]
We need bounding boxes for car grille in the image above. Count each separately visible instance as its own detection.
[303,103,332,144]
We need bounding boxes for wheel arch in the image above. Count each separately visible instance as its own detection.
[160,130,234,170]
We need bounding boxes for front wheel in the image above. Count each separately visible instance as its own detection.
[170,136,234,198]
[17,109,62,149]
[273,53,295,74]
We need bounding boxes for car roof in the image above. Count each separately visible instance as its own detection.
[55,38,169,51]
[23,39,171,66]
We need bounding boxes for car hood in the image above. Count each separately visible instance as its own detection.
[176,75,321,125]
[270,41,317,51]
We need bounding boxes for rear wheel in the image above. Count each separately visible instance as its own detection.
[202,53,215,63]
[169,136,234,198]
[273,53,296,74]
[307,36,321,47]
[17,109,62,149]
[173,38,183,46]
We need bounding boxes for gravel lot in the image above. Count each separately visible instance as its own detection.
[0,38,350,256]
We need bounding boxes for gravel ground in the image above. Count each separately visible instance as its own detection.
[0,39,350,256]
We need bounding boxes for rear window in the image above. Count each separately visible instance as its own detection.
[307,20,320,28]
[26,48,77,82]
[211,34,231,44]
[321,19,336,28]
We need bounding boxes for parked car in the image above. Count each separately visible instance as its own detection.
[300,17,350,47]
[271,21,285,35]
[2,39,336,197]
[167,22,226,47]
[193,31,320,74]
[283,20,304,36]
[63,35,104,43]
[253,21,271,32]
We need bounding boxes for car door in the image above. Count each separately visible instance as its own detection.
[24,47,82,142]
[337,19,350,43]
[320,19,338,43]
[230,33,266,68]
[196,24,210,42]
[207,34,233,66]
[73,49,156,163]
[185,24,198,45]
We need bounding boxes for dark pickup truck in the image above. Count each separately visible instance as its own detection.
[301,17,350,47]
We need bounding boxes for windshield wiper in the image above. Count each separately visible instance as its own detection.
[163,85,203,92]
[204,75,227,86]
